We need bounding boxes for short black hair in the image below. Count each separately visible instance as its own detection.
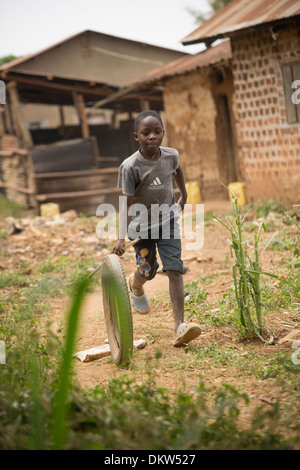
[134,110,163,132]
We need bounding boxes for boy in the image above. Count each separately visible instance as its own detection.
[112,110,201,347]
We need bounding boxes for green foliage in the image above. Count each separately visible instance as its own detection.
[251,199,287,219]
[0,195,26,218]
[184,278,208,317]
[0,55,20,66]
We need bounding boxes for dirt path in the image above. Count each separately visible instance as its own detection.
[69,199,295,409]
[73,200,234,388]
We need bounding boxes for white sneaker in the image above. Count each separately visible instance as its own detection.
[173,322,201,347]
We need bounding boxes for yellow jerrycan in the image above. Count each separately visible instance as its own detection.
[228,182,248,205]
[40,202,60,217]
[186,181,202,204]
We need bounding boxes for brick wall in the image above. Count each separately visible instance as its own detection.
[230,22,300,204]
[163,67,234,200]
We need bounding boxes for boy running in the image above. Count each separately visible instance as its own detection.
[112,110,201,347]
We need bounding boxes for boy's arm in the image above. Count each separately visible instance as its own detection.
[112,195,133,256]
[174,164,188,211]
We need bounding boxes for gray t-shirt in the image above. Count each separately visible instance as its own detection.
[118,146,180,233]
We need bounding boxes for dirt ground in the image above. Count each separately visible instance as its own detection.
[1,199,299,420]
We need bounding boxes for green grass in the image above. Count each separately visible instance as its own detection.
[0,195,27,218]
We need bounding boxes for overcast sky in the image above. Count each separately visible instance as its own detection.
[0,0,211,58]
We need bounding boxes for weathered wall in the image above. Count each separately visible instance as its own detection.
[163,68,235,200]
[230,22,300,204]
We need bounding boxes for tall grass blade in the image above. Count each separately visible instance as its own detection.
[27,357,45,450]
[51,275,91,450]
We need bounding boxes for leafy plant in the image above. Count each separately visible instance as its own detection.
[208,183,280,342]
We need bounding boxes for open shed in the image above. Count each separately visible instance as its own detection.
[0,30,185,214]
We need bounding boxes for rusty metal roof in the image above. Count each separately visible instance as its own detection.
[128,39,231,85]
[182,0,300,45]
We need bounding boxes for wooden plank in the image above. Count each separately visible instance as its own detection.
[0,182,35,194]
[31,167,119,179]
[36,187,122,201]
[0,148,28,157]
[0,150,14,157]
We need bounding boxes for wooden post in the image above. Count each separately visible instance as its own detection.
[7,81,33,147]
[25,150,38,209]
[59,105,65,136]
[72,92,90,138]
[3,100,14,135]
[0,106,4,137]
[140,99,150,111]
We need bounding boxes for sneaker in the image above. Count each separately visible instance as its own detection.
[128,274,150,314]
[173,322,201,347]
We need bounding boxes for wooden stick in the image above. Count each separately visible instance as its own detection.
[88,238,139,278]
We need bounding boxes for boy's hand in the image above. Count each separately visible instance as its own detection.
[112,239,126,256]
[177,195,187,213]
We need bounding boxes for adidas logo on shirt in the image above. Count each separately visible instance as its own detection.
[148,177,164,190]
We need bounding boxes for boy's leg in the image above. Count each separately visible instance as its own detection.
[131,270,148,296]
[157,228,201,346]
[128,236,158,313]
[165,270,184,333]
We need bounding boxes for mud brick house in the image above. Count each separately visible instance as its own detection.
[0,30,186,213]
[182,0,300,204]
[93,40,235,200]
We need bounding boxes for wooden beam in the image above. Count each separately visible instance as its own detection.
[72,92,90,138]
[0,73,117,98]
[31,167,119,179]
[36,187,122,201]
[0,182,34,194]
[7,81,33,147]
[0,148,28,157]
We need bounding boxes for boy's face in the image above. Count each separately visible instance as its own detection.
[134,116,164,156]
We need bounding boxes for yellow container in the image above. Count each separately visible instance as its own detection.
[228,182,248,206]
[186,181,202,204]
[40,203,60,217]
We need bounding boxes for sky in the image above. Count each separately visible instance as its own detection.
[0,0,211,58]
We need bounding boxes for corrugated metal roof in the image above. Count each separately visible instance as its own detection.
[129,39,231,86]
[92,40,231,109]
[182,0,300,45]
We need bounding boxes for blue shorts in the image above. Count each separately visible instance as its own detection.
[128,219,183,280]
